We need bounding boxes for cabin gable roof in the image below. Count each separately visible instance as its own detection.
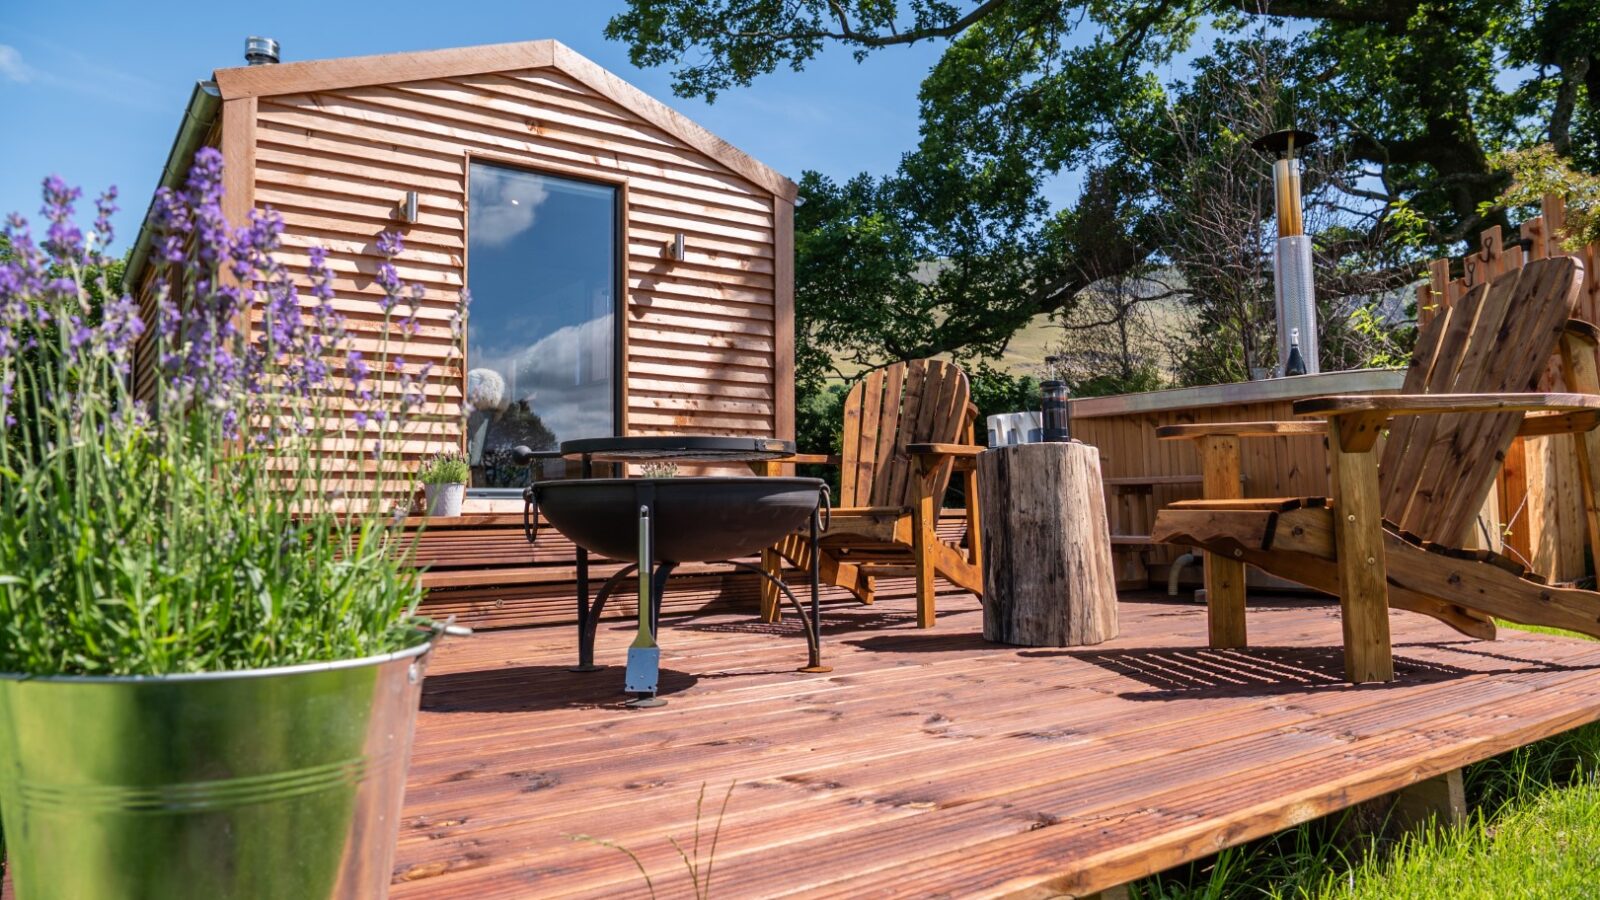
[211,40,796,200]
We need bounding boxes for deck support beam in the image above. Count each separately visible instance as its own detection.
[1341,767,1467,848]
[1389,768,1468,834]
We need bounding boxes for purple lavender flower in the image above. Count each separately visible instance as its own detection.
[92,187,118,261]
[375,262,402,309]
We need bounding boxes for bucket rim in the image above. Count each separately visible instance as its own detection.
[0,638,433,685]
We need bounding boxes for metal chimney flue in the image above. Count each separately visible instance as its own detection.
[1252,128,1320,377]
[245,36,280,66]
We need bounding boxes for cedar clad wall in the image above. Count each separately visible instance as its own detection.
[210,44,792,483]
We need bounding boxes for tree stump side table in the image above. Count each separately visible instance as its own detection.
[977,441,1119,646]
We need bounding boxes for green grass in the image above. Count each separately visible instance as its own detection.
[1129,625,1600,899]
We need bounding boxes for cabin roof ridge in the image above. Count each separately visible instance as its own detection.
[210,38,796,200]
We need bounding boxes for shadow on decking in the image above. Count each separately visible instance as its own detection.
[669,608,922,638]
[1040,642,1591,700]
[841,630,1005,654]
[421,665,699,713]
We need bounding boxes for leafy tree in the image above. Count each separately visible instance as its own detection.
[611,0,1598,383]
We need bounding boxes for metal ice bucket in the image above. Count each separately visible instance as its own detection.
[0,641,433,900]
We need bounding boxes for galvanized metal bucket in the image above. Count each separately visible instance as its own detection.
[0,640,434,900]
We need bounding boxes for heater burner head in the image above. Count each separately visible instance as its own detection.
[1251,129,1319,158]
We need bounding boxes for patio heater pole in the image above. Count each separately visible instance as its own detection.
[1252,129,1321,376]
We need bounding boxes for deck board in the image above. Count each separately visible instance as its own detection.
[389,591,1600,898]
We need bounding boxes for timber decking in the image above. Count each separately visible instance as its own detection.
[393,591,1600,898]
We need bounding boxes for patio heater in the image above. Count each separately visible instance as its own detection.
[1252,128,1320,376]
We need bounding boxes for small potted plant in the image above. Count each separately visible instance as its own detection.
[419,451,470,517]
[0,152,468,899]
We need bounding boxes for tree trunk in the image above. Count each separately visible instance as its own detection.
[978,441,1119,646]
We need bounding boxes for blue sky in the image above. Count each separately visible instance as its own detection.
[0,1,955,254]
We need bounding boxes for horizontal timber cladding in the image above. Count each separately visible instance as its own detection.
[242,61,789,482]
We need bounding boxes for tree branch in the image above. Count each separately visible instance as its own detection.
[768,0,1014,48]
[1230,0,1420,24]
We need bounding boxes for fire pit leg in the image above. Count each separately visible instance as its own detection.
[731,561,830,674]
[570,549,603,672]
[650,561,675,639]
[806,506,827,673]
[572,563,639,673]
[572,455,599,671]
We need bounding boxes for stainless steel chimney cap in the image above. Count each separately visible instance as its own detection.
[245,36,280,66]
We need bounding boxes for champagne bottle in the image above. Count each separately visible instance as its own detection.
[1285,327,1308,377]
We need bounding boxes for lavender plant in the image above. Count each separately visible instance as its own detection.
[417,451,470,486]
[0,149,468,676]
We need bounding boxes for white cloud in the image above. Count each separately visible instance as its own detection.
[469,312,616,442]
[0,38,164,110]
[469,166,552,248]
[0,45,34,83]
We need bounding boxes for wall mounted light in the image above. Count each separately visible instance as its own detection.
[399,191,420,224]
[670,232,686,261]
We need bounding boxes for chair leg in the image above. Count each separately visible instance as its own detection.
[759,547,783,623]
[913,492,938,628]
[963,462,984,577]
[1198,436,1248,648]
[1329,416,1394,684]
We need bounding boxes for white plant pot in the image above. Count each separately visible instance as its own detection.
[424,482,465,518]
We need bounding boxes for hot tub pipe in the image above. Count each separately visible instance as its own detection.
[1168,552,1201,596]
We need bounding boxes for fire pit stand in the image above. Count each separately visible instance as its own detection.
[516,437,831,707]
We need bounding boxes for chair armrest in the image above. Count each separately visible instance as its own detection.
[1293,392,1600,419]
[748,453,840,476]
[908,442,982,475]
[1154,402,1600,442]
[1519,410,1600,437]
[1566,318,1600,344]
[1156,421,1327,441]
[906,442,984,457]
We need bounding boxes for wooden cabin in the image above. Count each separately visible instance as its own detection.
[123,39,819,627]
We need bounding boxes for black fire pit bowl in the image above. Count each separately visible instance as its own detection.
[532,477,825,563]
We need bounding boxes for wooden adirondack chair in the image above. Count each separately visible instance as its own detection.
[1152,256,1600,683]
[759,360,985,628]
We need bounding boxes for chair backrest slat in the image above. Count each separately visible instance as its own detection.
[839,360,971,509]
[839,369,870,502]
[878,359,925,506]
[1376,287,1468,518]
[866,365,905,507]
[1378,257,1583,544]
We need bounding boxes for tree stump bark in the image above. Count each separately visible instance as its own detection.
[978,441,1119,646]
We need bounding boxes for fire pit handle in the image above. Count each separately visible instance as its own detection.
[818,483,831,532]
[513,444,542,545]
[522,483,540,545]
